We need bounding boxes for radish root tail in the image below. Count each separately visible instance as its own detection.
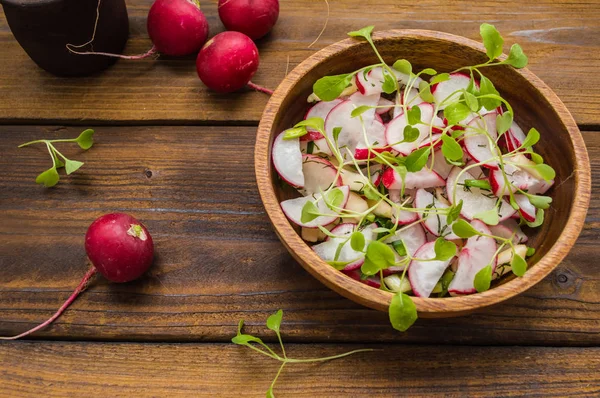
[248,81,274,96]
[0,267,97,340]
[66,45,158,60]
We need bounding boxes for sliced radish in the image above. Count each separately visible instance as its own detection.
[324,93,380,160]
[312,223,377,271]
[354,118,387,160]
[386,103,436,155]
[340,164,382,192]
[489,219,528,244]
[376,97,394,114]
[446,166,516,223]
[281,186,350,228]
[489,161,548,197]
[448,220,497,295]
[343,269,381,288]
[392,206,419,225]
[463,112,500,170]
[382,167,445,190]
[272,130,304,187]
[385,223,427,271]
[428,150,454,180]
[302,98,344,141]
[417,133,443,150]
[298,155,342,196]
[431,72,471,110]
[311,137,333,156]
[408,241,454,298]
[514,194,536,222]
[414,188,460,239]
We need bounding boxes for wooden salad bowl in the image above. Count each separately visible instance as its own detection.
[254,30,591,317]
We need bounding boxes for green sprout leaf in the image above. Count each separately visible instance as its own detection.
[313,74,353,102]
[446,200,463,226]
[283,126,308,140]
[505,43,528,68]
[266,310,283,334]
[525,208,545,228]
[382,73,397,94]
[389,293,418,332]
[348,26,375,41]
[496,111,513,135]
[35,167,60,188]
[51,149,65,169]
[430,73,450,85]
[393,59,412,76]
[444,102,471,126]
[464,179,492,190]
[402,125,420,143]
[521,127,540,148]
[511,253,528,276]
[351,105,372,118]
[526,247,536,257]
[464,91,479,112]
[392,240,407,257]
[363,184,380,201]
[473,208,500,226]
[350,231,366,252]
[530,152,544,164]
[405,147,430,172]
[76,129,95,150]
[474,265,493,292]
[434,238,457,261]
[478,76,501,110]
[420,68,437,76]
[528,194,552,209]
[64,159,84,175]
[295,117,325,133]
[441,134,463,161]
[327,188,345,209]
[362,240,396,275]
[332,127,343,143]
[452,219,479,238]
[300,201,320,224]
[480,23,504,61]
[418,81,435,103]
[529,164,556,181]
[406,106,422,126]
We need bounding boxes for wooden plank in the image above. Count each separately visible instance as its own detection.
[0,0,599,125]
[0,341,598,397]
[0,126,598,345]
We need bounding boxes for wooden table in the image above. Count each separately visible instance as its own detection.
[1,1,599,396]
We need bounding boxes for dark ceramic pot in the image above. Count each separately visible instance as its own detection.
[0,0,129,76]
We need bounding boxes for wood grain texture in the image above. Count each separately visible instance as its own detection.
[256,30,591,316]
[0,0,600,125]
[0,126,598,344]
[1,341,599,397]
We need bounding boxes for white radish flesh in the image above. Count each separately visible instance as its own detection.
[408,241,454,298]
[382,167,445,190]
[298,155,342,196]
[272,131,304,187]
[463,112,500,170]
[489,218,528,244]
[312,223,377,271]
[280,186,350,228]
[514,194,537,222]
[385,103,436,155]
[385,223,427,271]
[431,73,471,110]
[414,188,459,239]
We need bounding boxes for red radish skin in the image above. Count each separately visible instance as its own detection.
[85,213,155,283]
[147,0,209,56]
[218,0,280,40]
[0,213,154,340]
[196,31,263,94]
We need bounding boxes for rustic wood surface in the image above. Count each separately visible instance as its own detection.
[1,342,599,397]
[1,0,599,395]
[0,0,600,125]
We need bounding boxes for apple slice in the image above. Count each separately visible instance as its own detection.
[272,130,304,187]
[301,99,344,141]
[489,218,528,244]
[463,112,500,170]
[431,72,471,110]
[514,194,536,222]
[355,118,387,160]
[448,220,497,295]
[414,188,460,239]
[312,223,378,271]
[384,223,427,272]
[382,167,445,190]
[281,186,350,228]
[386,103,437,155]
[408,241,454,298]
[324,93,380,160]
[446,166,516,222]
[298,155,342,196]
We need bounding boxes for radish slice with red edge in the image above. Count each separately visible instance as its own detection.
[448,220,497,295]
[408,241,454,298]
[514,194,537,222]
[463,112,500,170]
[382,167,445,190]
[414,188,460,239]
[386,102,437,155]
[272,130,304,187]
[302,98,344,141]
[384,223,427,272]
[280,186,350,228]
[312,223,378,271]
[431,72,472,110]
[298,155,342,196]
[489,219,528,244]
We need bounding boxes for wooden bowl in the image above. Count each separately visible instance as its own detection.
[255,30,591,317]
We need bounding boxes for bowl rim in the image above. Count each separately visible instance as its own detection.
[255,29,591,315]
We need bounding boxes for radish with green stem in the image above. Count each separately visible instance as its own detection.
[0,213,154,340]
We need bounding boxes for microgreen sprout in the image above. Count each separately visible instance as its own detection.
[232,310,374,397]
[18,129,95,187]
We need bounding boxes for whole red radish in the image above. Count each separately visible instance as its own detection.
[85,213,154,283]
[147,0,209,56]
[218,0,280,40]
[0,213,154,340]
[196,31,260,93]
